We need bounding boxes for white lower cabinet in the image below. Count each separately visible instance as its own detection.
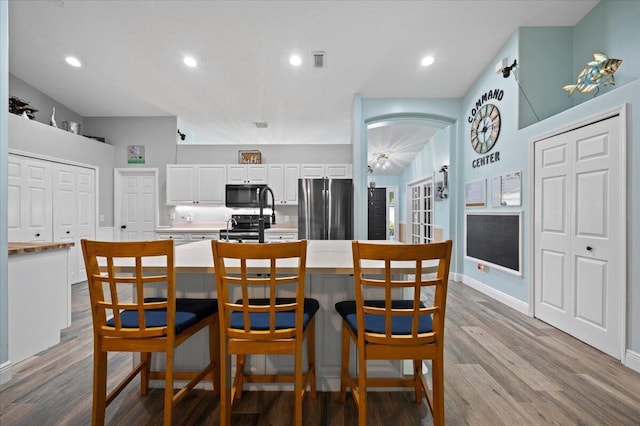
[265,231,297,242]
[155,231,219,245]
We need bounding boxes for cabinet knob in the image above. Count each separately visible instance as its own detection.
[36,233,40,237]
[121,225,127,229]
[586,246,593,251]
[66,230,70,234]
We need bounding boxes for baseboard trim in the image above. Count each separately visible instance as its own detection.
[0,360,12,385]
[624,350,640,373]
[454,273,529,315]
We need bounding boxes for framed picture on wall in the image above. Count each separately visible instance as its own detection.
[238,150,262,164]
[127,145,145,164]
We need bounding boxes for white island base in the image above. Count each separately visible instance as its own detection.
[135,240,437,391]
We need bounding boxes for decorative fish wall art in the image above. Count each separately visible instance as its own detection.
[563,52,622,95]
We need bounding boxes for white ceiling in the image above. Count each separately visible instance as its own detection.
[8,0,598,175]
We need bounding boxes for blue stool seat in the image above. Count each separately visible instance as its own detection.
[335,300,433,335]
[231,297,320,331]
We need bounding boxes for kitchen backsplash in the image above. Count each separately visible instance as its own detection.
[170,205,298,226]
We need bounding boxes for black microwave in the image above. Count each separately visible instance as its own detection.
[225,184,266,208]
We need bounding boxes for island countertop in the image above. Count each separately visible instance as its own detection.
[8,241,75,256]
[112,239,437,275]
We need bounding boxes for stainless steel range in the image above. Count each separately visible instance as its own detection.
[219,214,270,242]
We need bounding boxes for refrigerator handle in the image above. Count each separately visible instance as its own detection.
[323,186,329,240]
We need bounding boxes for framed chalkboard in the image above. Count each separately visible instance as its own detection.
[465,211,523,276]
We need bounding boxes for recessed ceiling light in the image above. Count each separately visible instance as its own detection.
[65,56,82,67]
[183,56,198,68]
[289,55,302,66]
[421,56,435,67]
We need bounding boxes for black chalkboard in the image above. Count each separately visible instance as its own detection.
[465,212,522,275]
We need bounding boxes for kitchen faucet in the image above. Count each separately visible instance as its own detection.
[258,186,276,243]
[226,217,237,241]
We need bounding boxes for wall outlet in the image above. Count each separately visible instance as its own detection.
[99,214,104,222]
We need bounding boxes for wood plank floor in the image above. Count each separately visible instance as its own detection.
[1,281,639,425]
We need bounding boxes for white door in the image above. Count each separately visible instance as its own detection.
[76,167,96,280]
[534,115,623,358]
[9,156,53,242]
[119,170,157,241]
[53,164,77,284]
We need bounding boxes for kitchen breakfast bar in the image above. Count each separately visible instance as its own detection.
[124,239,439,391]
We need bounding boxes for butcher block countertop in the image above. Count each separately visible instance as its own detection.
[8,242,75,256]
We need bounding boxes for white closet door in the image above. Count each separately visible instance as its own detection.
[76,167,96,281]
[534,115,622,358]
[19,156,53,242]
[53,164,78,284]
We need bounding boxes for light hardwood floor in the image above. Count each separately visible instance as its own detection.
[1,281,639,425]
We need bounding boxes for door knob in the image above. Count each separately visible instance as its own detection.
[586,246,593,251]
[121,225,127,229]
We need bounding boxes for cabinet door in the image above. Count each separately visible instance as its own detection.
[167,165,196,204]
[197,165,226,204]
[247,165,268,183]
[227,165,248,184]
[326,164,352,178]
[300,164,325,178]
[267,164,285,203]
[229,164,267,183]
[283,164,300,204]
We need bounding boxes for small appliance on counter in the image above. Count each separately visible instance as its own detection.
[219,214,271,242]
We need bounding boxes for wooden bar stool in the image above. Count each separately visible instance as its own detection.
[335,240,452,426]
[211,239,318,426]
[81,239,220,426]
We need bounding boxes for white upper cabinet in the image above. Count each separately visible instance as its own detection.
[227,164,268,184]
[300,163,352,178]
[267,164,300,205]
[166,164,226,205]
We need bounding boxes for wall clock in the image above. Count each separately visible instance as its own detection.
[470,103,501,154]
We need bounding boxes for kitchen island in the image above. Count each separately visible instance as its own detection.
[8,242,74,368]
[123,239,438,391]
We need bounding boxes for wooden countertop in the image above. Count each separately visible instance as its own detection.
[8,242,75,256]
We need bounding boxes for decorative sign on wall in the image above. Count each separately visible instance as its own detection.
[127,145,145,164]
[491,171,522,207]
[468,89,504,169]
[238,150,262,164]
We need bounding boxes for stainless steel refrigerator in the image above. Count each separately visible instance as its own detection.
[298,178,353,240]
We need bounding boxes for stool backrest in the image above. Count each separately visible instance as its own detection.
[212,240,308,340]
[81,239,176,339]
[351,240,452,345]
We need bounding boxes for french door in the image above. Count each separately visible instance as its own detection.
[408,177,434,243]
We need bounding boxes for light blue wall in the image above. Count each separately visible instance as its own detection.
[1,0,9,370]
[399,126,451,238]
[461,32,528,299]
[519,27,574,128]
